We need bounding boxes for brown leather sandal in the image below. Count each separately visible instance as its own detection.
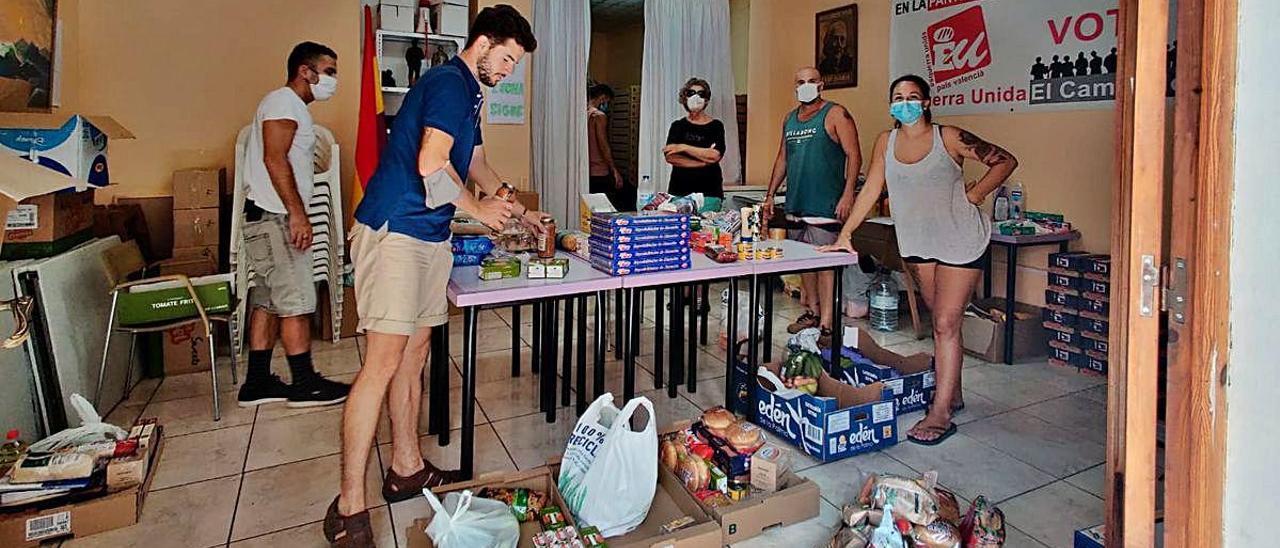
[323,496,374,547]
[382,460,466,503]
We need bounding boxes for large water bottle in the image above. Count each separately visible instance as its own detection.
[869,269,900,332]
[638,175,655,210]
[1009,181,1025,220]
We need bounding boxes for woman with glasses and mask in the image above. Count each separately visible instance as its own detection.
[820,74,1018,446]
[663,77,726,211]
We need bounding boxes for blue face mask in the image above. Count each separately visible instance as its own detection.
[890,100,925,125]
[598,102,609,113]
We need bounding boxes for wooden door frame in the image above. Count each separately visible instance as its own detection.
[1110,0,1236,545]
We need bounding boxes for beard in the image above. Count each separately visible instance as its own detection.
[477,55,502,87]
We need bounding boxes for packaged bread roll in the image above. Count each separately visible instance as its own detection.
[700,407,736,439]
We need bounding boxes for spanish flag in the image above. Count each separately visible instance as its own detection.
[349,5,386,228]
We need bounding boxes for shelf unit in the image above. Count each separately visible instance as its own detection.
[607,85,641,184]
[374,29,464,101]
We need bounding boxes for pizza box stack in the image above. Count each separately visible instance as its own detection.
[1043,251,1111,375]
[588,212,691,276]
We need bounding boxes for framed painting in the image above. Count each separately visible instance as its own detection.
[816,4,858,89]
[1,0,58,112]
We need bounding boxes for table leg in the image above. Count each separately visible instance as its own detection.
[427,324,444,437]
[763,276,774,363]
[546,300,559,423]
[668,284,685,399]
[687,283,699,393]
[532,301,542,376]
[1059,241,1071,253]
[562,298,573,406]
[983,246,995,299]
[653,288,665,389]
[1003,245,1019,365]
[594,291,606,399]
[699,282,709,346]
[614,289,624,360]
[511,305,521,377]
[625,288,639,401]
[576,296,588,414]
[726,277,739,412]
[832,266,844,352]
[747,275,759,371]
[460,306,478,479]
[632,291,644,359]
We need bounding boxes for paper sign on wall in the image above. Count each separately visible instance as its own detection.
[487,61,526,125]
[889,0,1177,115]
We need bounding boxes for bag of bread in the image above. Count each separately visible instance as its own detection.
[726,422,765,454]
[869,475,940,526]
[912,519,963,548]
[700,407,736,440]
[959,496,1005,548]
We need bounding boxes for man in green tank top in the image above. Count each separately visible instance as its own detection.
[762,66,863,346]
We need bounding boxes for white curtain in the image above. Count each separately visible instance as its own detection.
[532,0,591,225]
[639,0,742,194]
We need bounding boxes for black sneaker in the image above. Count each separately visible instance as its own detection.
[287,376,351,408]
[237,374,291,407]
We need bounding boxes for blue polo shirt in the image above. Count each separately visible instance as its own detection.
[355,56,484,242]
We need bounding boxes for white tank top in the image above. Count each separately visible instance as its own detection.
[884,125,991,264]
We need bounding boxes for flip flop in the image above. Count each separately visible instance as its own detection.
[907,422,958,446]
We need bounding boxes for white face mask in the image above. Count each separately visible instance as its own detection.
[796,82,820,104]
[686,95,707,112]
[311,74,338,101]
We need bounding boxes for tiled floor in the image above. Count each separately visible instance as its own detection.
[75,284,1108,548]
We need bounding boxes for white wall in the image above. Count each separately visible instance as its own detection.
[1224,0,1280,544]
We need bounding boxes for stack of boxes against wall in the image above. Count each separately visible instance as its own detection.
[1044,252,1112,375]
[159,168,227,375]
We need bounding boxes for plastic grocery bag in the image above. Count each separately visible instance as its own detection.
[719,288,766,341]
[575,397,658,537]
[558,393,623,517]
[423,488,519,548]
[29,394,128,453]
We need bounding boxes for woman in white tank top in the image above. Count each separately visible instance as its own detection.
[820,75,1019,446]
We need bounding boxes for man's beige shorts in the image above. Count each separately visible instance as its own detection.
[243,213,317,317]
[350,223,452,336]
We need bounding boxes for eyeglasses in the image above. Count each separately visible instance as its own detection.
[683,88,710,99]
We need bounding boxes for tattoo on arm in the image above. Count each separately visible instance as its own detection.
[958,129,1013,167]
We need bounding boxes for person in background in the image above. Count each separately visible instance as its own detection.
[1074,52,1089,78]
[761,66,862,348]
[588,84,632,211]
[820,74,1018,446]
[238,41,350,410]
[664,77,726,212]
[325,6,540,546]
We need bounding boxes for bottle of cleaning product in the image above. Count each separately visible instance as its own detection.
[638,175,655,210]
[869,269,900,332]
[1008,181,1025,220]
[993,186,1010,221]
[0,430,25,470]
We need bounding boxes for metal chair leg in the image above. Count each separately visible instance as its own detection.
[227,322,239,385]
[94,292,121,410]
[208,323,221,422]
[122,334,137,399]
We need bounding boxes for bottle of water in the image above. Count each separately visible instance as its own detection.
[1009,181,1025,220]
[638,175,655,210]
[993,186,1010,221]
[869,269,900,332]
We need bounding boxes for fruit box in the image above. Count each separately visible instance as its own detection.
[821,327,937,415]
[752,361,898,463]
[404,467,588,548]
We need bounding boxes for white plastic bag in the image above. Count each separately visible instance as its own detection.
[559,393,622,518]
[28,394,128,453]
[719,288,766,341]
[423,489,519,548]
[575,397,658,537]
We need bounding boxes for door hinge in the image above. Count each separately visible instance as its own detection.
[1140,255,1159,318]
[1163,257,1188,323]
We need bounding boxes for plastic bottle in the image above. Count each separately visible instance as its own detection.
[869,269,900,332]
[638,175,655,210]
[0,430,25,469]
[993,186,1010,221]
[1008,181,1025,220]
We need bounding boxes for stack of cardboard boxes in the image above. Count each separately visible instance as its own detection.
[160,168,227,374]
[1044,252,1111,375]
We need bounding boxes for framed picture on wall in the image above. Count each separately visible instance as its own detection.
[816,4,858,89]
[0,0,58,112]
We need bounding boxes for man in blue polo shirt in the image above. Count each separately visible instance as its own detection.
[325,6,538,545]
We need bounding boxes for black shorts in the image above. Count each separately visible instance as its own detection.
[903,250,989,270]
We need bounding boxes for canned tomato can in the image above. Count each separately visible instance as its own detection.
[495,182,517,202]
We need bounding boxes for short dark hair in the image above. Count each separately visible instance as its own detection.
[287,41,337,80]
[467,5,537,53]
[889,74,933,127]
[678,77,710,107]
[589,84,614,100]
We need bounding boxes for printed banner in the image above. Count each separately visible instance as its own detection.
[487,60,527,125]
[889,0,1177,115]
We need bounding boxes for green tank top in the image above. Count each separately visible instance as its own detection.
[783,102,846,218]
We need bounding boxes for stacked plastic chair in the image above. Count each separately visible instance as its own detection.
[229,124,345,358]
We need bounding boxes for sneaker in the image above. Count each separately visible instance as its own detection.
[237,374,290,407]
[786,311,819,334]
[287,376,351,408]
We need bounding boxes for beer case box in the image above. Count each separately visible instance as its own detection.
[1079,277,1111,298]
[172,168,226,210]
[1047,271,1081,291]
[1082,255,1111,277]
[963,299,1051,363]
[753,361,898,463]
[0,426,164,547]
[1,188,95,260]
[1045,288,1075,308]
[116,273,233,326]
[1048,251,1093,271]
[1080,317,1110,335]
[1048,327,1109,355]
[173,207,220,248]
[1042,306,1079,328]
[823,327,937,415]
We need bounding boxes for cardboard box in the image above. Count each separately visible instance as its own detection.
[1042,306,1079,328]
[824,327,937,414]
[432,2,469,36]
[1047,327,1109,355]
[380,4,415,32]
[1079,277,1110,299]
[162,322,212,375]
[173,207,220,248]
[0,114,134,187]
[1047,271,1081,291]
[380,0,416,6]
[515,190,539,213]
[117,273,232,326]
[156,255,217,278]
[749,445,790,493]
[172,168,226,210]
[1,188,95,260]
[0,426,164,547]
[172,245,219,267]
[753,362,897,463]
[962,298,1051,363]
